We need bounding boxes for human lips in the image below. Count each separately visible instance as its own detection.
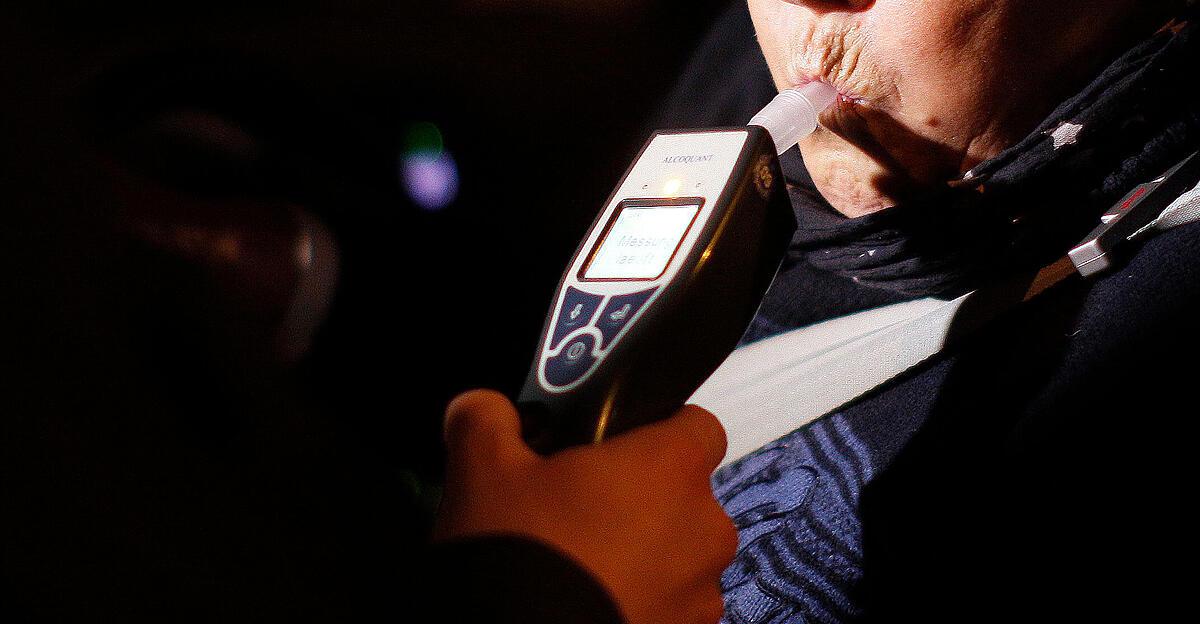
[781,34,892,134]
[779,74,873,144]
[788,74,868,107]
[768,11,887,108]
[784,49,883,106]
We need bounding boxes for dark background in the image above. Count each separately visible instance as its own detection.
[2,1,731,618]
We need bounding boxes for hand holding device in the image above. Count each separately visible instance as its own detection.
[436,389,737,624]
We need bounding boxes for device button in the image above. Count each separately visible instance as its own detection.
[596,288,657,348]
[551,287,604,349]
[544,334,598,387]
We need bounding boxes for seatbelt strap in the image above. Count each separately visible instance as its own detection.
[693,152,1200,467]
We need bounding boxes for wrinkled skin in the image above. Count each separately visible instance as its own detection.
[749,0,1179,216]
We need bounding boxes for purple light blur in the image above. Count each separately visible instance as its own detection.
[401,151,460,211]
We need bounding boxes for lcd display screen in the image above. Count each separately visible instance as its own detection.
[582,203,700,280]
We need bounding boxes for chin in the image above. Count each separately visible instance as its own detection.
[799,132,910,218]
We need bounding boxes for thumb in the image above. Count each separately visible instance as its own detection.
[607,403,728,473]
[443,389,534,470]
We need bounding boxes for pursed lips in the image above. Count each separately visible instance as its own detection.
[761,3,882,107]
[788,74,869,106]
[784,47,879,107]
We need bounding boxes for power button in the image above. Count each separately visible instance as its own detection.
[543,334,598,388]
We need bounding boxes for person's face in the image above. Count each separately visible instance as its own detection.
[748,0,1160,216]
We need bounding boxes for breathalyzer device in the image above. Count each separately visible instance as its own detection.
[518,83,838,454]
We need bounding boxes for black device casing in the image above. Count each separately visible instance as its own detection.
[518,126,797,454]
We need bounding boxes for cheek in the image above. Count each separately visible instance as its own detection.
[867,1,1001,121]
[869,1,987,78]
[747,0,799,89]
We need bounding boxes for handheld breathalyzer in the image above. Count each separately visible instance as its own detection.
[518,83,838,454]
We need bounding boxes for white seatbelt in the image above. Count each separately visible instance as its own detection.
[694,160,1200,468]
[691,295,964,466]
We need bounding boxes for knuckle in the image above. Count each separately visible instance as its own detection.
[678,405,727,466]
[443,409,481,448]
[444,389,513,444]
[679,403,718,431]
[444,392,482,434]
[696,406,728,451]
[446,389,505,421]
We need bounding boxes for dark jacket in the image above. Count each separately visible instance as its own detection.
[659,4,1200,623]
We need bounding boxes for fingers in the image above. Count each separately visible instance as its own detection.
[444,389,534,470]
[611,404,728,473]
[674,404,728,472]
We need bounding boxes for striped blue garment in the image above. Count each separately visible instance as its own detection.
[713,414,875,624]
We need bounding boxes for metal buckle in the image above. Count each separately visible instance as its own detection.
[1069,151,1200,278]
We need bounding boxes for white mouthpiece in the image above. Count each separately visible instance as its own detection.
[748,82,839,155]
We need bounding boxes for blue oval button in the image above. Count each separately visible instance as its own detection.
[544,334,598,387]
